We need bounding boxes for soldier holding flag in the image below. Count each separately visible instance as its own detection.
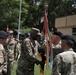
[16,28,43,75]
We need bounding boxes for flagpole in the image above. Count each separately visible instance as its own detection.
[43,5,53,68]
[18,0,22,40]
[44,5,49,68]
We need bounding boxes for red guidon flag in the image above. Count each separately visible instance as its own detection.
[43,7,48,36]
[43,5,53,68]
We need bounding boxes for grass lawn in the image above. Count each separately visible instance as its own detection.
[12,61,52,75]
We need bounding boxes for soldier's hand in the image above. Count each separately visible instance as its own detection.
[36,60,41,65]
[2,69,7,75]
[40,61,45,66]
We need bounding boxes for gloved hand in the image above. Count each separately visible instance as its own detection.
[2,69,7,75]
[35,60,41,65]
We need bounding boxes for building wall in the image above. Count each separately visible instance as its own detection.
[55,15,76,35]
[55,17,67,28]
[67,15,76,27]
[57,27,72,35]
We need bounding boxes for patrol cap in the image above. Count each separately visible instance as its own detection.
[61,35,75,44]
[37,32,42,36]
[31,28,40,34]
[8,30,13,34]
[0,31,8,39]
[53,31,63,38]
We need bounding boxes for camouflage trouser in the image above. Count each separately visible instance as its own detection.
[16,69,24,75]
[0,72,3,75]
[0,71,7,75]
[7,61,14,75]
[16,69,34,75]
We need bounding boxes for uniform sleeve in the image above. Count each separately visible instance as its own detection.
[0,44,7,73]
[2,49,7,73]
[52,55,61,75]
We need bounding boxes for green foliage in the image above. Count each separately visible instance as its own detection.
[0,0,76,31]
[0,0,29,30]
[48,0,76,30]
[20,28,31,33]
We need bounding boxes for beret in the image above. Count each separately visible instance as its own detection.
[8,30,13,34]
[53,31,63,38]
[62,35,75,44]
[0,31,8,39]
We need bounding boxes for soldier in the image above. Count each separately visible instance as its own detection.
[51,31,63,59]
[0,31,9,75]
[7,30,17,75]
[16,28,42,75]
[52,35,76,75]
[52,31,63,48]
[13,30,21,60]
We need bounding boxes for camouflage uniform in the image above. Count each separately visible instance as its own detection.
[14,39,21,60]
[0,44,7,75]
[52,41,63,59]
[16,38,41,75]
[52,48,76,75]
[0,31,9,75]
[52,31,63,59]
[7,38,17,75]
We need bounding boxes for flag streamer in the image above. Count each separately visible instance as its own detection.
[43,5,53,68]
[6,25,9,32]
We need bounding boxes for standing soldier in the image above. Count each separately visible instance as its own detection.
[52,31,63,59]
[0,31,9,75]
[16,28,43,75]
[7,30,17,75]
[52,35,76,75]
[13,30,21,60]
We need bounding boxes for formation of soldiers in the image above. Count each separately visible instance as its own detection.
[0,27,76,75]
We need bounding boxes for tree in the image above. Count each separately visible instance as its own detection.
[0,0,29,30]
[48,0,76,31]
[0,0,76,31]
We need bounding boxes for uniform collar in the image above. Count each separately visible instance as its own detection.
[64,48,73,52]
[69,48,73,51]
[52,40,62,48]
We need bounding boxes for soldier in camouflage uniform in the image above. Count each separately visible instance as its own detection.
[13,30,21,60]
[52,35,76,75]
[7,30,18,75]
[0,31,9,75]
[52,31,63,48]
[16,28,42,75]
[52,31,63,59]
